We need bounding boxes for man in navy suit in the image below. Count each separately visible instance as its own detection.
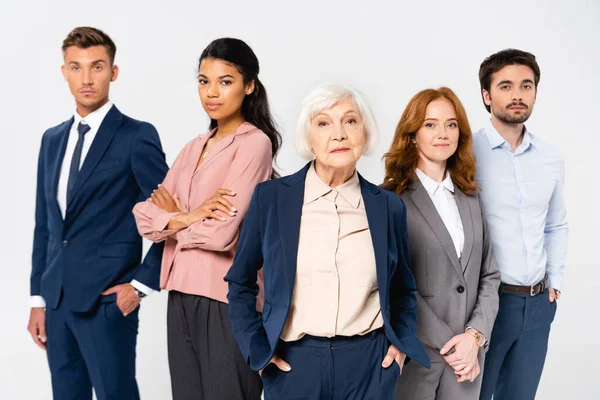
[26,26,168,400]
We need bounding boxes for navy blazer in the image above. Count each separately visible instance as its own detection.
[225,163,430,370]
[31,106,168,312]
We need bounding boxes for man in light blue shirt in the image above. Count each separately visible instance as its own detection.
[474,49,568,400]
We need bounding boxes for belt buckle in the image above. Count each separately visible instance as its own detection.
[530,280,545,296]
[530,284,537,296]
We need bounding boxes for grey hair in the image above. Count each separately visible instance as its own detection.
[295,83,378,159]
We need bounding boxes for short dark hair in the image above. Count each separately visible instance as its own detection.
[61,26,117,64]
[478,49,541,112]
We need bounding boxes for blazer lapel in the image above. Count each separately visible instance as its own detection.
[455,190,474,271]
[66,106,123,207]
[50,118,73,221]
[360,176,389,293]
[277,164,310,292]
[409,180,463,278]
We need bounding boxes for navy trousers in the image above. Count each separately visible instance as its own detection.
[261,329,400,400]
[479,289,557,400]
[45,294,140,400]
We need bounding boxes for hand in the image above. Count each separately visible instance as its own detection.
[440,332,479,377]
[101,283,140,316]
[150,185,181,213]
[382,344,406,375]
[188,189,237,223]
[27,307,47,350]
[549,288,560,303]
[166,189,236,231]
[259,354,291,376]
[455,358,481,383]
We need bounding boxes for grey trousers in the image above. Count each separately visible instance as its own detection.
[167,291,263,400]
[395,346,485,400]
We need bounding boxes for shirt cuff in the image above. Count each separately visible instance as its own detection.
[131,280,155,297]
[31,295,46,308]
[151,211,181,233]
[176,225,198,248]
[547,272,563,291]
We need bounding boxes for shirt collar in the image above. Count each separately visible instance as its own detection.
[74,101,113,132]
[304,162,361,208]
[521,129,534,148]
[416,168,454,196]
[208,121,258,139]
[485,119,535,151]
[484,119,507,149]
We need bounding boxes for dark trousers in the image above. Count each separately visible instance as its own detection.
[479,289,557,400]
[46,294,140,400]
[167,291,262,400]
[261,329,400,400]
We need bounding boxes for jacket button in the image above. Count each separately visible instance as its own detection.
[457,285,465,293]
[62,240,68,247]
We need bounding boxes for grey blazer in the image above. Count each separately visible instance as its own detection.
[400,179,500,352]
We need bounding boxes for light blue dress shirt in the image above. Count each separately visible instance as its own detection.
[472,121,568,290]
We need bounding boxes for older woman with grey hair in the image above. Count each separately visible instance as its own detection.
[225,84,429,400]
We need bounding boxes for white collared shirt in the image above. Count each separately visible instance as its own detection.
[472,120,568,289]
[31,101,153,308]
[416,169,464,258]
[57,101,114,218]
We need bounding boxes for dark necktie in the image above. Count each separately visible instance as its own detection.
[67,121,91,202]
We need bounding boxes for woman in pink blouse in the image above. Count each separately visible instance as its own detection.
[133,38,281,400]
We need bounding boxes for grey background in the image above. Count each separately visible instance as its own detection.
[1,0,598,398]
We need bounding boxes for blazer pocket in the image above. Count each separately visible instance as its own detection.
[99,242,139,258]
[262,301,272,323]
[413,266,434,297]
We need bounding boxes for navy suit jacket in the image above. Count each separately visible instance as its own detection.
[31,105,168,312]
[225,163,430,371]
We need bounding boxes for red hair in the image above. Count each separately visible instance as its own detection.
[382,87,477,195]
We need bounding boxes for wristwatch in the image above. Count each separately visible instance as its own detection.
[134,288,147,299]
[467,329,486,348]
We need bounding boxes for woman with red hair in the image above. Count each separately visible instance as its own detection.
[383,87,500,400]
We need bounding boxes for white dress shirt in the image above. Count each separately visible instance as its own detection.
[416,168,464,258]
[56,101,113,218]
[31,101,153,308]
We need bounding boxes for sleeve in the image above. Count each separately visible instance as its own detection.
[390,199,419,340]
[175,133,272,252]
[132,136,191,243]
[31,132,49,302]
[465,194,501,341]
[223,185,270,371]
[129,122,170,290]
[544,157,568,290]
[390,198,431,368]
[130,279,155,296]
[414,292,455,351]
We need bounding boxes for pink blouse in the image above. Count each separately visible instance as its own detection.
[133,122,272,303]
